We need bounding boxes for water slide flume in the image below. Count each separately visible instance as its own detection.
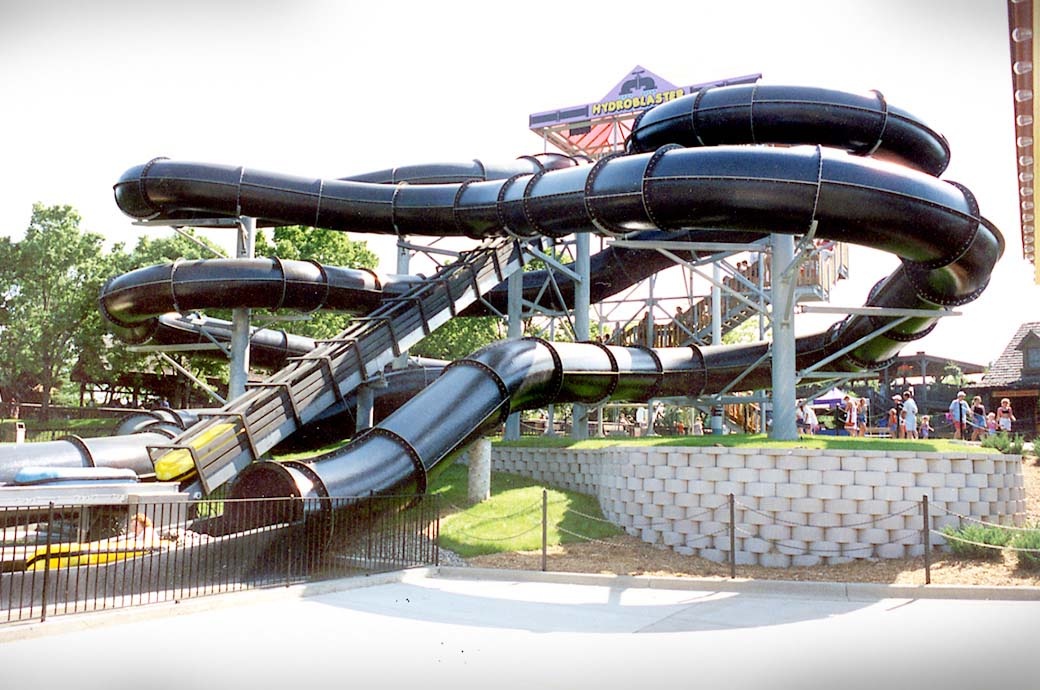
[0,85,1003,509]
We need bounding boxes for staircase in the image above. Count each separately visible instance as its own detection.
[147,238,527,495]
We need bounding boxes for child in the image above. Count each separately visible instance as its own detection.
[986,411,998,436]
[887,407,899,438]
[919,414,934,439]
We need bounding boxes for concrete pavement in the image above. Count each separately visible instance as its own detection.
[1,567,1037,690]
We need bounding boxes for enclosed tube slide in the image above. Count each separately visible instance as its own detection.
[217,86,1003,505]
[0,85,1002,500]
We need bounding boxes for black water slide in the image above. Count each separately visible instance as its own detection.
[0,85,1002,501]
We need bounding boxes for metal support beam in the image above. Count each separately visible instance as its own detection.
[227,216,255,400]
[356,385,375,433]
[504,265,523,440]
[571,233,591,440]
[154,351,226,406]
[770,232,798,440]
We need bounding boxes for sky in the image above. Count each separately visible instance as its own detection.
[0,0,1036,367]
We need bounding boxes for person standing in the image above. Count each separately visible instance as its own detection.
[996,398,1017,432]
[949,391,970,440]
[920,415,934,439]
[892,394,905,438]
[902,389,919,440]
[804,403,819,436]
[969,395,987,442]
[856,397,869,437]
[842,395,858,436]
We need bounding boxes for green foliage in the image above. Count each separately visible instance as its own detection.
[84,228,232,395]
[254,225,378,340]
[0,204,111,413]
[429,463,620,557]
[411,316,503,361]
[941,522,1012,560]
[980,432,1026,455]
[940,362,971,387]
[1011,528,1040,570]
[721,317,761,345]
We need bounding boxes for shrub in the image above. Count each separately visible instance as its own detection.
[1011,528,1040,571]
[941,522,1012,560]
[980,431,1026,455]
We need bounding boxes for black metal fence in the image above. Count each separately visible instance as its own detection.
[0,493,440,625]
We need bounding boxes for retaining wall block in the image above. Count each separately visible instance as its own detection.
[791,469,823,485]
[904,486,933,502]
[793,525,825,542]
[897,457,928,473]
[758,496,791,512]
[791,497,825,513]
[866,457,898,472]
[777,483,809,499]
[747,454,775,469]
[776,455,809,470]
[653,464,675,480]
[841,485,873,501]
[791,553,823,567]
[758,468,788,484]
[675,466,700,480]
[874,485,904,501]
[841,455,867,471]
[809,484,842,500]
[730,467,759,483]
[808,512,842,527]
[875,543,906,559]
[701,466,729,481]
[674,493,699,508]
[644,503,663,518]
[699,548,726,563]
[717,453,745,469]
[759,524,792,541]
[664,479,688,494]
[662,504,685,520]
[734,551,758,566]
[808,455,842,471]
[759,553,793,568]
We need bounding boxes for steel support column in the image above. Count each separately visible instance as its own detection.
[770,232,798,440]
[228,216,255,400]
[571,233,591,440]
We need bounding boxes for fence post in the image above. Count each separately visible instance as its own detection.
[729,493,736,579]
[40,502,54,623]
[541,489,548,572]
[922,495,931,585]
[286,498,294,588]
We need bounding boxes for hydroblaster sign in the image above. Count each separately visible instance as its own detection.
[528,66,761,130]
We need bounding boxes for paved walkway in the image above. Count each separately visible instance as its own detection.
[2,567,1038,690]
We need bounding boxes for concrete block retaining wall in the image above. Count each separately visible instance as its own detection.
[490,446,1026,567]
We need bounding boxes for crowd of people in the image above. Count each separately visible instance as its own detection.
[795,388,1018,440]
[948,391,1016,440]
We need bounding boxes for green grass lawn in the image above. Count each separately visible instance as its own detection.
[428,463,621,557]
[493,433,997,454]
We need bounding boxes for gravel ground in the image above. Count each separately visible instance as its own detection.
[464,455,1040,588]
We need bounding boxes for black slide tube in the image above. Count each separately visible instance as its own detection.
[1,84,999,500]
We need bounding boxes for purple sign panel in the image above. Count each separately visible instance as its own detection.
[529,66,761,129]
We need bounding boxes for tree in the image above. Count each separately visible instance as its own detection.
[411,315,503,361]
[0,204,110,417]
[77,229,230,405]
[254,225,379,340]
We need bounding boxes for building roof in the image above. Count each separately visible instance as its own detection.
[880,352,987,380]
[979,320,1040,387]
